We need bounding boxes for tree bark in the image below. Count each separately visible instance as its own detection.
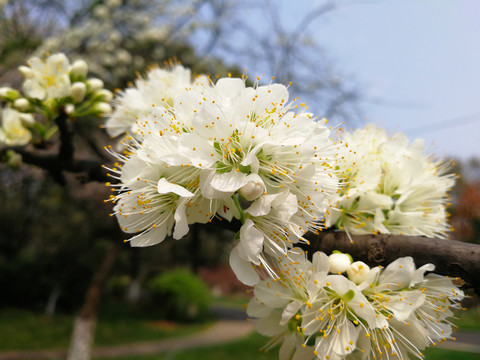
[67,242,120,360]
[211,218,480,294]
[305,231,480,295]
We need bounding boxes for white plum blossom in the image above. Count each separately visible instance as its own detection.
[356,257,464,360]
[21,53,71,100]
[105,64,206,137]
[246,248,331,358]
[247,252,464,360]
[346,261,370,285]
[106,73,338,286]
[0,107,32,146]
[326,124,455,239]
[106,152,222,247]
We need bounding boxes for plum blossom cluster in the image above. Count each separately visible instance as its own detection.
[103,65,465,360]
[104,63,208,139]
[36,0,234,88]
[105,65,339,285]
[0,52,112,147]
[325,124,455,239]
[247,248,464,360]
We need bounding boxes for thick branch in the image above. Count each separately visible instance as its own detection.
[212,218,480,294]
[1,147,109,183]
[305,232,480,295]
[55,111,75,161]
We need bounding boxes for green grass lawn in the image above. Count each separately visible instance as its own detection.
[94,332,480,360]
[0,308,209,351]
[1,298,478,356]
[456,306,480,332]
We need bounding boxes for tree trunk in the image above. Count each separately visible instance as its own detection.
[126,278,142,303]
[45,283,61,316]
[67,316,96,360]
[67,242,120,360]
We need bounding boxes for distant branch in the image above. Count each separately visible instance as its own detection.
[1,146,108,183]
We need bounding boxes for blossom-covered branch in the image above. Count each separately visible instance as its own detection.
[305,231,480,296]
[1,53,474,360]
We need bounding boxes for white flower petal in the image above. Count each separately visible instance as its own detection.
[173,199,189,239]
[238,219,264,264]
[229,246,259,286]
[210,170,248,192]
[157,178,194,197]
[129,224,167,247]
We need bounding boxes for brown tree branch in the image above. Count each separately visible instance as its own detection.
[212,217,480,294]
[1,146,109,183]
[304,232,480,295]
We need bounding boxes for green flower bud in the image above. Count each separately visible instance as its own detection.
[0,87,21,102]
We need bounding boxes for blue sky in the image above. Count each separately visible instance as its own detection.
[273,0,480,160]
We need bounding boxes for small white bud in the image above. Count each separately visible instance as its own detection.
[0,87,9,97]
[92,102,112,115]
[64,104,75,115]
[70,60,88,78]
[70,82,87,103]
[328,252,352,274]
[87,78,104,92]
[239,180,264,201]
[19,113,35,126]
[346,261,371,284]
[93,89,113,102]
[0,87,21,101]
[18,65,34,79]
[13,98,30,112]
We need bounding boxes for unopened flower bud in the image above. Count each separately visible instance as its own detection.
[18,65,34,79]
[13,98,30,112]
[87,78,104,92]
[64,104,75,115]
[70,82,87,103]
[346,261,370,284]
[0,87,21,101]
[70,59,88,79]
[328,252,352,274]
[92,102,112,115]
[239,180,264,201]
[93,89,113,102]
[19,113,35,126]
